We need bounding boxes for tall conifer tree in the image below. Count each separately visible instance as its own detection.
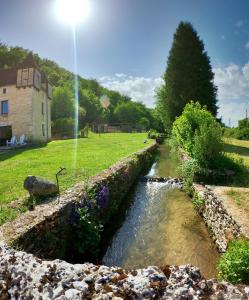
[157,22,218,129]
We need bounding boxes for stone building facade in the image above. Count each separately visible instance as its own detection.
[0,54,52,144]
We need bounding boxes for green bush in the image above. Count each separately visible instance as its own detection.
[180,158,200,195]
[74,207,102,257]
[52,117,75,137]
[192,193,205,208]
[80,123,90,138]
[218,239,249,284]
[147,129,160,139]
[172,101,223,168]
[224,119,249,140]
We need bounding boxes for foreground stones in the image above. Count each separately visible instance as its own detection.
[24,175,58,197]
[0,245,248,299]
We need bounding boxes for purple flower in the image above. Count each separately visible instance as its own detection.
[97,186,110,209]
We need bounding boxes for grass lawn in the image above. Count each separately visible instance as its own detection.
[224,138,249,167]
[0,133,152,224]
[222,138,249,214]
[222,137,249,187]
[226,189,249,219]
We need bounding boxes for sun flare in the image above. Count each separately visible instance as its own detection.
[55,0,91,26]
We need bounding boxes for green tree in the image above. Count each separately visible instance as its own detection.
[79,89,102,124]
[157,22,217,129]
[52,86,75,119]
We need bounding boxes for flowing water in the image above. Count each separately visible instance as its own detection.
[102,143,219,278]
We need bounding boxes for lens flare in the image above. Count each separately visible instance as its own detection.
[100,95,110,109]
[55,0,91,26]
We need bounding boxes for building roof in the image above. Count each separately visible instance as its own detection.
[17,53,39,69]
[0,68,17,87]
[0,53,50,88]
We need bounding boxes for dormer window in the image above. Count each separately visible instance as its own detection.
[3,88,7,94]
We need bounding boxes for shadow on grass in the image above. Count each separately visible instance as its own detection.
[197,154,249,188]
[0,143,48,162]
[224,143,249,157]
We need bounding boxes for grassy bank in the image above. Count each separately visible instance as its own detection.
[0,133,152,224]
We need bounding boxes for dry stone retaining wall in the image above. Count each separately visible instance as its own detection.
[193,184,242,252]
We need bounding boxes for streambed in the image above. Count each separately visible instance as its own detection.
[103,143,219,278]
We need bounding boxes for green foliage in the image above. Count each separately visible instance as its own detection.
[138,117,150,130]
[180,158,200,195]
[224,119,249,140]
[192,193,205,208]
[52,86,75,119]
[218,239,249,284]
[80,124,90,138]
[79,88,102,125]
[113,101,152,128]
[52,118,75,137]
[147,129,160,139]
[156,21,217,130]
[74,207,102,257]
[172,102,222,168]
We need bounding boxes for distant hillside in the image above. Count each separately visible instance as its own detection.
[0,43,161,135]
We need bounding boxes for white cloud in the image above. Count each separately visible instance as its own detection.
[115,73,127,78]
[99,74,163,107]
[214,62,249,126]
[214,63,249,100]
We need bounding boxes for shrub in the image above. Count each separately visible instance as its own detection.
[224,118,249,140]
[172,101,223,168]
[74,207,102,257]
[148,129,160,139]
[52,117,75,137]
[192,193,205,208]
[180,158,200,195]
[218,239,249,284]
[80,123,90,138]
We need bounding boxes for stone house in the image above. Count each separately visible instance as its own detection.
[0,54,52,145]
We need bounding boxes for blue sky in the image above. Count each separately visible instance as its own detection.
[1,0,249,126]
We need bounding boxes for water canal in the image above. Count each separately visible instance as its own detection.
[103,143,219,278]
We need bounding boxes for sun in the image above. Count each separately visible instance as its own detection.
[55,0,91,26]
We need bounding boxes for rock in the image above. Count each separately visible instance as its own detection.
[64,288,82,299]
[24,175,58,197]
[72,280,88,291]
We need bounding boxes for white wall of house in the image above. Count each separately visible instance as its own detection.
[0,84,51,142]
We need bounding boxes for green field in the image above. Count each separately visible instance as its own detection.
[224,138,249,168]
[0,133,151,224]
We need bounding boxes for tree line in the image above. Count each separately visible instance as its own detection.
[0,43,162,136]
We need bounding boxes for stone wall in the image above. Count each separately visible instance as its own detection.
[193,184,242,252]
[1,245,248,299]
[0,142,157,260]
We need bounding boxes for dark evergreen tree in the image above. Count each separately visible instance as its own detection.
[157,22,218,129]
